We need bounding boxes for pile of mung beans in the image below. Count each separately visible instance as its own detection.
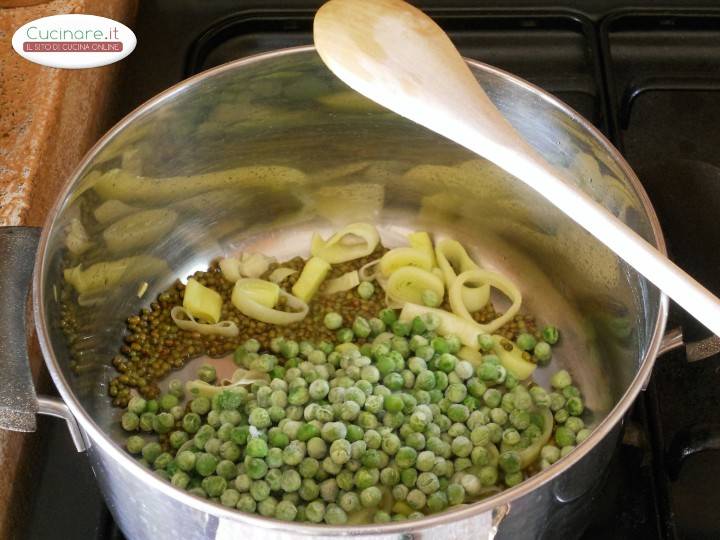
[120,304,587,524]
[100,247,533,408]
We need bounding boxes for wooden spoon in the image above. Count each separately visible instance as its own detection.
[314,0,720,336]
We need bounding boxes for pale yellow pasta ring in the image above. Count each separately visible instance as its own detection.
[379,247,433,277]
[449,269,522,333]
[491,334,536,380]
[323,270,360,295]
[359,259,382,281]
[268,267,298,284]
[435,239,489,310]
[386,266,444,305]
[232,287,308,325]
[170,306,239,337]
[310,223,380,263]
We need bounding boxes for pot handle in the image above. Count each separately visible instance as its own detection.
[0,227,86,452]
[657,326,720,361]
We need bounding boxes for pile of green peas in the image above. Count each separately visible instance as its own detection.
[121,307,586,524]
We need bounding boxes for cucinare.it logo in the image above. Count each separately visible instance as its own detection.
[11,14,136,69]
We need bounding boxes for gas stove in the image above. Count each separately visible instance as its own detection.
[22,3,720,539]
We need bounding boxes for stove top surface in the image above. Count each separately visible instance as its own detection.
[22,3,720,539]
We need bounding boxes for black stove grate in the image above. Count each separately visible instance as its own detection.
[23,5,720,540]
[185,9,608,130]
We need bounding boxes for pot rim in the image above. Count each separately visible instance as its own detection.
[33,44,669,533]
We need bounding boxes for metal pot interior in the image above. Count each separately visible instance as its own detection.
[38,47,663,507]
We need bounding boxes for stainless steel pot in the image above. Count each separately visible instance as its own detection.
[2,46,717,539]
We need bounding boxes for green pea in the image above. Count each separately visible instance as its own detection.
[478,466,498,487]
[329,439,351,465]
[502,428,521,446]
[126,435,144,454]
[534,341,552,365]
[169,430,189,449]
[275,500,298,521]
[565,416,584,433]
[339,491,361,513]
[307,349,327,366]
[216,459,238,480]
[415,450,435,472]
[321,422,347,442]
[510,409,531,430]
[376,355,396,377]
[566,396,584,416]
[237,493,257,512]
[426,490,448,512]
[141,442,162,464]
[324,503,348,524]
[478,362,500,382]
[542,325,560,345]
[541,445,561,464]
[369,318,386,335]
[576,428,591,443]
[555,426,576,447]
[306,500,326,522]
[195,453,218,477]
[448,404,470,423]
[406,488,426,510]
[550,369,572,389]
[151,412,173,435]
[391,321,410,337]
[447,483,465,506]
[381,433,401,455]
[354,467,378,489]
[246,438,268,458]
[250,479,270,501]
[127,396,147,415]
[477,334,495,352]
[190,396,211,415]
[121,412,139,432]
[370,509,389,523]
[360,486,382,508]
[283,441,307,465]
[504,470,523,487]
[555,408,569,424]
[246,457,268,479]
[451,436,472,458]
[420,312,440,332]
[470,446,489,467]
[516,333,537,351]
[379,308,398,326]
[171,471,190,489]
[336,328,354,343]
[235,473,251,492]
[159,393,178,411]
[415,370,436,391]
[483,388,502,408]
[499,450,521,473]
[504,374,519,390]
[197,364,217,383]
[296,423,320,442]
[437,353,457,373]
[353,317,372,338]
